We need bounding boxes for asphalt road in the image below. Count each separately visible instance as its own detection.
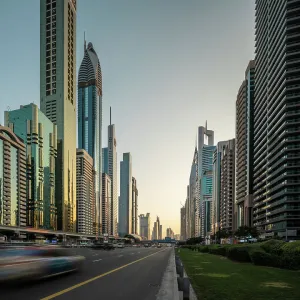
[2,246,172,300]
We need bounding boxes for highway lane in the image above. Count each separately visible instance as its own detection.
[2,246,172,300]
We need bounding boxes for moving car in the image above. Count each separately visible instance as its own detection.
[0,246,84,283]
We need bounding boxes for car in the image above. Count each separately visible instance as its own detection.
[117,243,124,248]
[157,244,162,248]
[0,246,85,283]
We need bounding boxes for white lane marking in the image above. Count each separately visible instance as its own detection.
[93,259,102,262]
[118,255,123,258]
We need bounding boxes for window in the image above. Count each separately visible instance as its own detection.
[52,35,56,41]
[46,50,50,57]
[46,71,50,77]
[52,83,56,88]
[52,76,56,81]
[46,44,50,51]
[46,11,50,18]
[46,31,50,37]
[46,4,51,11]
[46,37,50,44]
[52,49,56,55]
[52,62,56,68]
[52,70,56,75]
[46,64,50,71]
[46,91,51,96]
[53,89,56,94]
[46,77,50,84]
[52,55,56,62]
[52,29,56,35]
[46,57,51,63]
[46,84,51,90]
[46,24,50,31]
[52,42,56,48]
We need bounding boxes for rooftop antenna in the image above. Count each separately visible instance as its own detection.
[205,120,207,133]
[84,31,86,51]
[110,106,112,125]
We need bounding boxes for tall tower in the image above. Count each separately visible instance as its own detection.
[254,0,300,239]
[40,0,77,232]
[78,41,102,234]
[198,124,215,238]
[108,109,118,235]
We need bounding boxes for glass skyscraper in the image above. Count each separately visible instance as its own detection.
[5,103,57,230]
[78,41,102,234]
[40,0,77,232]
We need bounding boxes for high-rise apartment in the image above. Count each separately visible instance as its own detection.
[40,0,77,232]
[139,213,150,239]
[102,173,111,235]
[220,139,236,231]
[78,41,102,234]
[132,177,138,234]
[119,153,132,236]
[236,60,255,228]
[5,103,57,230]
[0,126,26,227]
[212,140,231,235]
[185,186,191,239]
[166,227,174,238]
[198,124,215,238]
[152,221,158,240]
[108,110,118,235]
[76,149,95,235]
[253,0,300,239]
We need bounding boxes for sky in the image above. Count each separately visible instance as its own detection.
[0,0,255,235]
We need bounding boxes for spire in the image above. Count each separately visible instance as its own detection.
[195,132,197,149]
[84,31,86,51]
[110,106,112,125]
[205,120,207,133]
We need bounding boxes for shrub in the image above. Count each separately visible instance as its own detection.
[261,239,285,255]
[249,248,275,267]
[209,245,227,256]
[199,246,209,253]
[226,246,251,262]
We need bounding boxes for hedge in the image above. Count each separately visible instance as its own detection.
[181,240,300,270]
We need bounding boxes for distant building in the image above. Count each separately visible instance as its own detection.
[0,126,27,227]
[180,206,186,240]
[220,139,236,231]
[107,109,118,235]
[102,173,111,235]
[5,103,57,230]
[174,234,180,240]
[139,213,150,239]
[166,227,174,239]
[119,153,132,236]
[76,149,95,235]
[159,225,163,240]
[132,177,138,234]
[152,221,158,240]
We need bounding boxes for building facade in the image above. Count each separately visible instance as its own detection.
[253,0,300,239]
[76,149,95,235]
[236,60,255,228]
[119,153,132,236]
[132,177,138,234]
[166,227,174,239]
[139,213,150,239]
[78,41,102,234]
[220,139,236,231]
[152,221,158,240]
[0,126,27,227]
[5,103,57,230]
[102,173,111,235]
[40,0,77,232]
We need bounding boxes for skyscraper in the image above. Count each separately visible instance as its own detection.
[253,0,300,239]
[236,60,255,228]
[5,103,57,230]
[78,40,102,234]
[139,213,150,239]
[40,0,77,232]
[0,126,26,228]
[132,177,138,234]
[119,153,132,236]
[108,110,118,235]
[198,124,215,238]
[76,149,95,235]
